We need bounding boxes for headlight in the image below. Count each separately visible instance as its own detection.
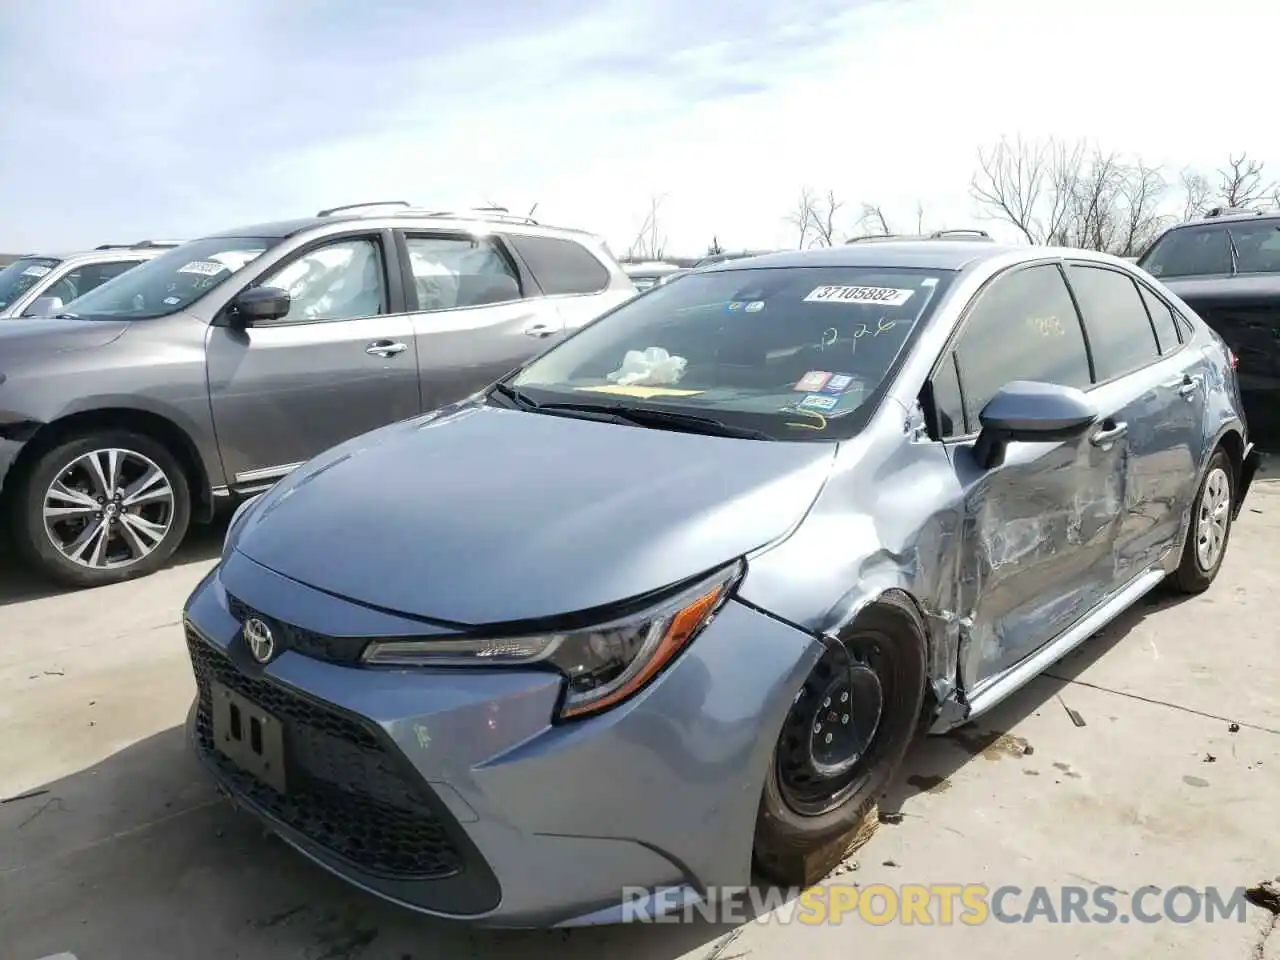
[361,561,744,719]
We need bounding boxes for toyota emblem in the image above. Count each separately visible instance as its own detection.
[243,617,275,664]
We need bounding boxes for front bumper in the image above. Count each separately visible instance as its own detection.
[182,552,821,927]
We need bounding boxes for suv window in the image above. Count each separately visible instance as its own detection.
[508,234,609,295]
[1066,264,1160,381]
[257,238,386,323]
[1136,284,1182,354]
[403,235,522,311]
[935,263,1092,437]
[1140,225,1232,278]
[37,259,141,312]
[1224,219,1280,273]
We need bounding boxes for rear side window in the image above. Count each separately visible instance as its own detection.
[508,234,609,295]
[1140,225,1231,278]
[1136,284,1182,354]
[944,263,1092,436]
[1066,265,1160,381]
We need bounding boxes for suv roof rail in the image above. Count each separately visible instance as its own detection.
[316,200,413,217]
[400,207,542,226]
[94,239,185,250]
[929,228,993,239]
[1203,206,1263,218]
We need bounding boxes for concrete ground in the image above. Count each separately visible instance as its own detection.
[1,480,1278,960]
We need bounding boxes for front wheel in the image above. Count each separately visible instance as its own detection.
[753,593,927,886]
[10,430,191,588]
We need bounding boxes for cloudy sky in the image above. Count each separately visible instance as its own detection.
[2,0,1279,256]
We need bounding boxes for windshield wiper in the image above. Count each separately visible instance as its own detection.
[535,401,773,440]
[489,381,538,408]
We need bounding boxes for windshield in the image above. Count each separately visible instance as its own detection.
[510,265,953,441]
[62,236,279,319]
[1141,220,1280,278]
[0,257,60,310]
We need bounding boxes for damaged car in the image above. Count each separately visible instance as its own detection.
[184,240,1259,927]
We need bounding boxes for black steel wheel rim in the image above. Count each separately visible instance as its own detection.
[776,635,891,817]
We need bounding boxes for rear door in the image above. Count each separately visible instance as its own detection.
[205,230,421,491]
[1065,262,1205,574]
[926,262,1126,691]
[395,230,566,411]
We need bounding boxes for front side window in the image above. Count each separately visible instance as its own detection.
[511,266,954,441]
[0,257,60,310]
[1067,264,1160,382]
[1140,225,1232,278]
[404,235,521,311]
[63,237,277,320]
[33,259,142,313]
[945,263,1092,436]
[257,238,386,323]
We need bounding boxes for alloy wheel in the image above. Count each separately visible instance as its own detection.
[1195,466,1231,571]
[42,447,176,569]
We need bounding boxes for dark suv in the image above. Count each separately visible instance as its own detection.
[1137,208,1280,439]
[0,203,635,587]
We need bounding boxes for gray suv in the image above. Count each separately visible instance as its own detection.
[0,202,636,588]
[0,240,182,319]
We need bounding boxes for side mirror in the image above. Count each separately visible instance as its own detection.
[24,296,64,318]
[973,380,1097,469]
[229,286,291,326]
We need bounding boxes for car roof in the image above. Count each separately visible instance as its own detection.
[701,241,1028,273]
[14,241,184,262]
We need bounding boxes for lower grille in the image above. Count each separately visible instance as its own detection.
[187,627,463,880]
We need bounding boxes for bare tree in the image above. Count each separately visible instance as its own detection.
[626,195,668,260]
[786,187,818,248]
[970,135,1058,243]
[1114,160,1170,257]
[858,202,891,236]
[706,236,724,256]
[1180,169,1211,220]
[786,187,847,247]
[914,201,926,234]
[1215,153,1273,209]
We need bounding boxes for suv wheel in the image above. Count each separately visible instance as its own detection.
[11,430,191,588]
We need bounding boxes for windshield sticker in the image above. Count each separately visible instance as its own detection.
[21,264,51,278]
[727,301,745,312]
[794,371,832,392]
[798,393,839,412]
[745,300,765,312]
[177,260,228,277]
[821,373,856,394]
[804,285,915,306]
[577,384,705,399]
[163,296,182,305]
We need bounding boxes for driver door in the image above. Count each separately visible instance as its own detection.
[205,232,422,492]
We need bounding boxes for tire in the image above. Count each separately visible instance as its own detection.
[1169,447,1234,595]
[753,592,927,887]
[10,430,191,589]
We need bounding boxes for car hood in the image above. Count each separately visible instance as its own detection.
[0,316,130,364]
[234,402,837,625]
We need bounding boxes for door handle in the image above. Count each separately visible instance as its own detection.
[1177,376,1201,398]
[523,322,556,338]
[1090,421,1128,446]
[366,340,407,357]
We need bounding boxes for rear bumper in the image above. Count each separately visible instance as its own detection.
[1234,441,1262,519]
[182,554,821,927]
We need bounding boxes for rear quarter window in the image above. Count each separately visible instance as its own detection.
[508,234,610,296]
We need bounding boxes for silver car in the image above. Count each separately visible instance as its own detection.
[0,240,181,319]
[184,240,1258,927]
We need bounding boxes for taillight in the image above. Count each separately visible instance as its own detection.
[1228,348,1238,370]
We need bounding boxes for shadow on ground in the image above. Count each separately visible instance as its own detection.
[0,517,227,609]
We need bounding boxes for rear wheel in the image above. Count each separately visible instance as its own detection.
[10,430,191,588]
[1169,447,1234,595]
[753,593,927,886]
